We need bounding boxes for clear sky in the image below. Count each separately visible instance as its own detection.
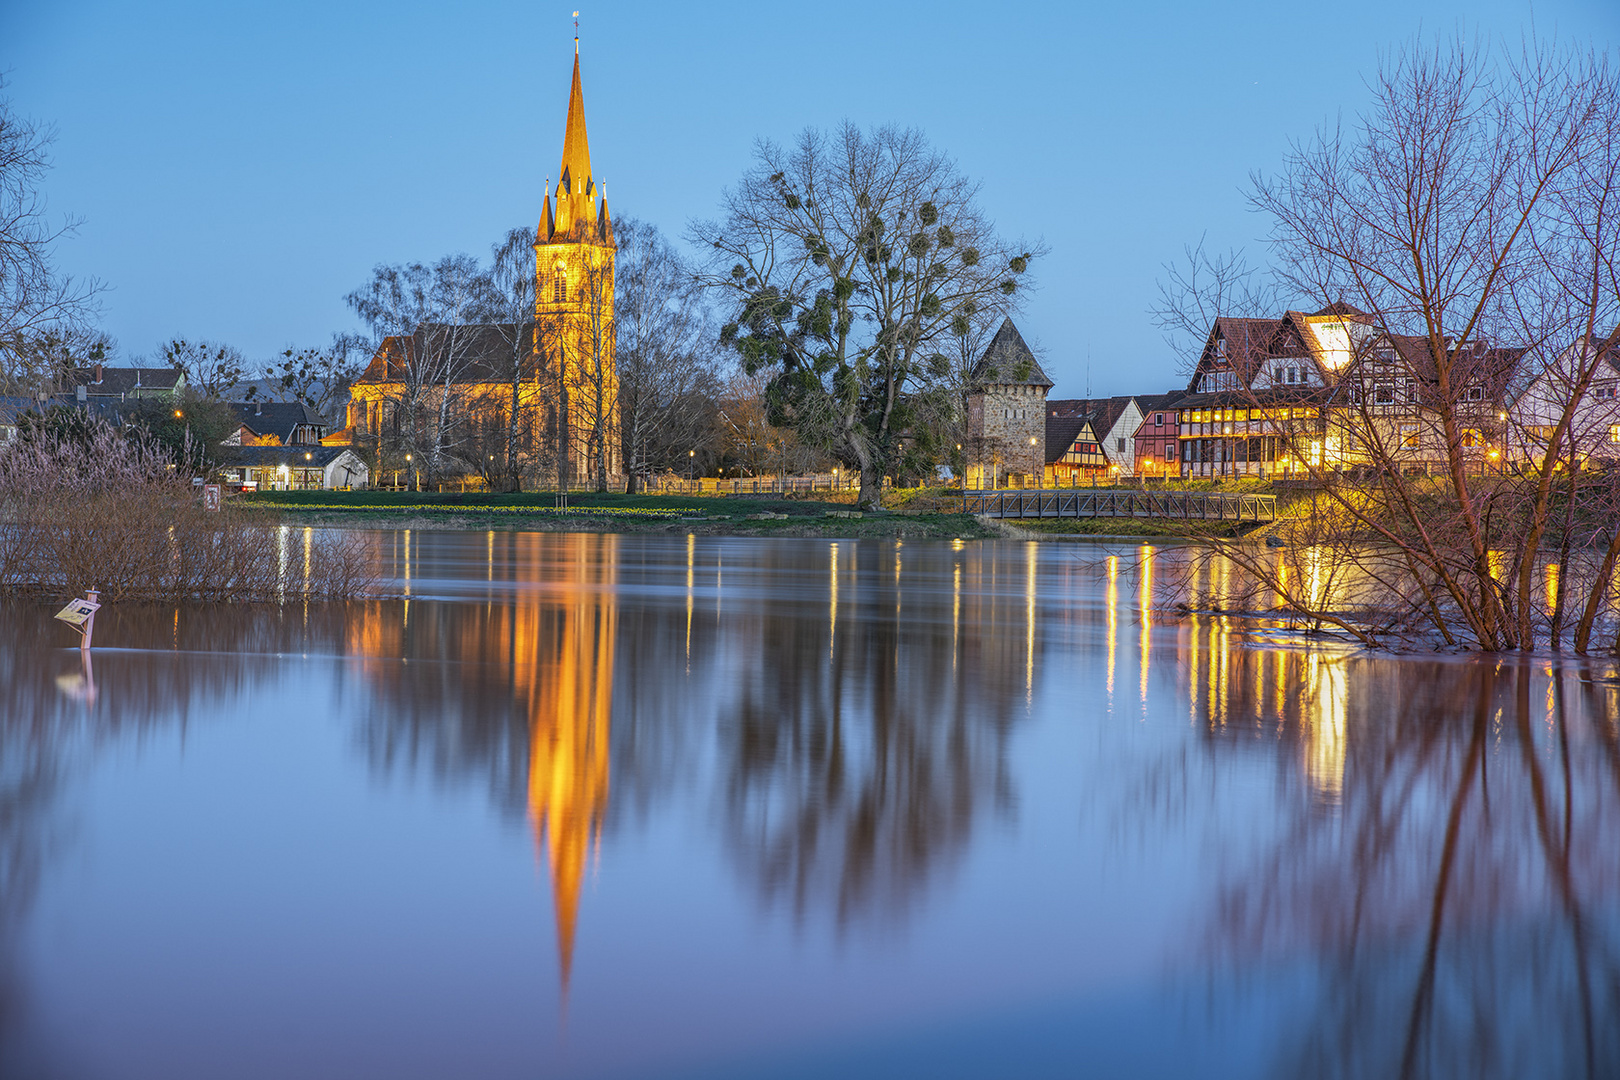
[5,0,1617,396]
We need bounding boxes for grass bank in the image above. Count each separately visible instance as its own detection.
[240,490,1001,541]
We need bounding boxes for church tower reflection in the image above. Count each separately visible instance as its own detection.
[514,533,618,989]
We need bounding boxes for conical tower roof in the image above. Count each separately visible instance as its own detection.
[971,317,1054,387]
[558,52,592,199]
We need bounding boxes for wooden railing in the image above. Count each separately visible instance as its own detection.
[964,489,1277,522]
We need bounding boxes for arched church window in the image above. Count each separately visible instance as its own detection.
[553,262,568,303]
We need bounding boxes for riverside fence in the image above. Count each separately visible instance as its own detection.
[965,489,1278,523]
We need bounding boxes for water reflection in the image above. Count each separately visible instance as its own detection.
[1,538,1617,1078]
[717,541,1024,927]
[1168,619,1620,1078]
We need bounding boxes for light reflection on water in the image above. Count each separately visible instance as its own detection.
[0,531,1616,1080]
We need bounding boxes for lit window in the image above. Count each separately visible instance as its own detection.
[1462,429,1483,448]
[1400,424,1419,449]
[1610,424,1620,444]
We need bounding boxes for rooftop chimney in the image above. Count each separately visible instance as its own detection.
[93,363,103,385]
[255,400,262,416]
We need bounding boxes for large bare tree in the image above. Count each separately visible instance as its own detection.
[0,78,102,392]
[1166,37,1620,652]
[613,217,720,492]
[346,255,496,490]
[694,123,1039,508]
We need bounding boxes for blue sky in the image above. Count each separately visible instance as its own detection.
[5,0,1617,396]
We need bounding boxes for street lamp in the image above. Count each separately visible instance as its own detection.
[688,448,696,488]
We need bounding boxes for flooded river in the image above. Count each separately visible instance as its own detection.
[1,532,1615,1079]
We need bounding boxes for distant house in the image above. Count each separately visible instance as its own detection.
[64,364,186,401]
[0,395,32,445]
[964,318,1055,487]
[220,446,369,491]
[1174,304,1518,478]
[1043,412,1109,481]
[221,401,328,447]
[1508,331,1620,466]
[1047,396,1143,477]
[1130,392,1188,476]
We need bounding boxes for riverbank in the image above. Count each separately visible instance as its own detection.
[240,489,1286,541]
[240,490,1005,541]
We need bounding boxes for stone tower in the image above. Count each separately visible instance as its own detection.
[534,42,618,485]
[965,318,1054,487]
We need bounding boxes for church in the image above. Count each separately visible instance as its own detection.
[338,43,619,490]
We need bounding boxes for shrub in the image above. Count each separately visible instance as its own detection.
[0,421,374,601]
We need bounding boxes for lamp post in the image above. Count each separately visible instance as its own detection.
[1030,436,1040,489]
[688,448,696,491]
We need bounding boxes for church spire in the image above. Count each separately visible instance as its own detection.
[558,51,592,204]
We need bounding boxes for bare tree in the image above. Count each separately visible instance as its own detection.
[0,78,102,393]
[346,256,496,489]
[1166,36,1620,651]
[488,227,545,492]
[259,338,365,422]
[614,217,720,492]
[1150,235,1282,376]
[572,249,616,491]
[161,338,247,400]
[694,123,1041,509]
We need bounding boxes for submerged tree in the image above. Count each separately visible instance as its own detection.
[1159,36,1620,651]
[694,123,1039,508]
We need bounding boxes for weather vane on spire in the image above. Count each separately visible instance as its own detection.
[573,10,580,51]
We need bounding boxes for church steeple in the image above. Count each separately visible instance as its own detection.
[559,53,592,203]
[540,47,608,244]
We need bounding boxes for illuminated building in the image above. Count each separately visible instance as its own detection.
[339,41,618,487]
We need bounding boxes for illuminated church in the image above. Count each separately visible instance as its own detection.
[341,42,619,488]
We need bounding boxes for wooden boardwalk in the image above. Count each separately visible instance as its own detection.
[964,489,1277,523]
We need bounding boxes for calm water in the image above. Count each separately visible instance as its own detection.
[1,532,1616,1080]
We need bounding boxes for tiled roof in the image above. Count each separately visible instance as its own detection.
[0,395,34,424]
[972,318,1054,388]
[225,401,327,443]
[1134,390,1190,412]
[1044,414,1094,464]
[1047,396,1134,438]
[1172,386,1334,410]
[354,324,536,387]
[66,366,183,394]
[223,445,363,468]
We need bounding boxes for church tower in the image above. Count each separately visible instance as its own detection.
[535,40,618,486]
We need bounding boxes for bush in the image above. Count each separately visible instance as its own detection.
[0,422,374,601]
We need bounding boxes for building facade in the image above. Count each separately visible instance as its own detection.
[340,45,618,488]
[964,318,1053,487]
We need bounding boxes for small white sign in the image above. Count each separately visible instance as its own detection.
[204,484,222,512]
[54,598,101,627]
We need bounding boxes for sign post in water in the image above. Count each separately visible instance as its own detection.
[54,588,101,651]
